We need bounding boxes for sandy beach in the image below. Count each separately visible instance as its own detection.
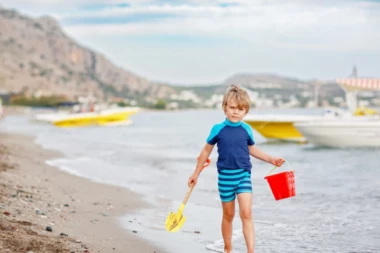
[0,132,165,253]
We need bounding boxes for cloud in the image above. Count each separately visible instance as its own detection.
[3,0,147,6]
[54,1,380,52]
[1,0,379,83]
[2,1,379,53]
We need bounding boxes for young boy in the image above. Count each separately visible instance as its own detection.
[188,85,285,253]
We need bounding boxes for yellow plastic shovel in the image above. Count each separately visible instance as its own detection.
[165,158,210,232]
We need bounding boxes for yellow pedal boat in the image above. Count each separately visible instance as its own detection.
[48,107,140,128]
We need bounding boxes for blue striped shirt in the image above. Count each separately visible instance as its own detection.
[206,118,255,171]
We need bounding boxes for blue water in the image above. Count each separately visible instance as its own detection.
[1,109,379,253]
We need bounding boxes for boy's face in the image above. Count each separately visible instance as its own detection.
[224,100,247,123]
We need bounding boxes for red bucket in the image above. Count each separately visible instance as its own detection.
[264,170,295,201]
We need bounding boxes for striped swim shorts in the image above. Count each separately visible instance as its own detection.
[218,168,252,202]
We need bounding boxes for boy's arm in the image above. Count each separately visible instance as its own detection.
[249,145,285,167]
[192,143,214,176]
[248,145,274,164]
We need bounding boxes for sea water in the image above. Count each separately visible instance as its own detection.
[1,109,379,253]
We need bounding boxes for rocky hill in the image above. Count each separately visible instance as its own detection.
[0,6,354,109]
[223,73,345,102]
[225,73,311,89]
[0,7,175,100]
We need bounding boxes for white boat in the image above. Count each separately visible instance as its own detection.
[294,118,380,148]
[294,78,380,148]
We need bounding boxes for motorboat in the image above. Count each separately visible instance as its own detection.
[294,78,380,148]
[294,117,380,148]
[35,106,140,128]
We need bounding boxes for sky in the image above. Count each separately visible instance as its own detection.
[1,0,379,85]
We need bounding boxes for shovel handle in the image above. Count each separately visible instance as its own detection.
[182,157,211,205]
[182,184,196,206]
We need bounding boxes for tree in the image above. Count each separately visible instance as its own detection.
[154,99,167,110]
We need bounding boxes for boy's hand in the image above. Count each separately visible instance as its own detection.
[271,157,285,167]
[188,173,199,187]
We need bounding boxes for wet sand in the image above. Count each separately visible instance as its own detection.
[0,132,165,253]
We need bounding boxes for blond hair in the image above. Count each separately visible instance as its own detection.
[222,85,251,113]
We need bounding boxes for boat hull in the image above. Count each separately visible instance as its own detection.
[245,120,306,142]
[294,120,380,148]
[52,108,139,128]
[243,115,322,142]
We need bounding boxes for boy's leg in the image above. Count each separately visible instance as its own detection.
[237,193,255,253]
[221,200,235,253]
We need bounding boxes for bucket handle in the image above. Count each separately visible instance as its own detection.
[266,160,294,176]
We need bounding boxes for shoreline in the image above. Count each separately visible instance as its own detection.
[0,131,166,252]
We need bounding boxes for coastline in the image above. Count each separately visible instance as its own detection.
[0,131,166,253]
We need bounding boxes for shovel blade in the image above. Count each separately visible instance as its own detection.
[165,211,186,232]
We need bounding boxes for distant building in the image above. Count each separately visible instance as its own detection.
[170,90,201,103]
[167,102,179,110]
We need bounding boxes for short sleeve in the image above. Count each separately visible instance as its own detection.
[206,123,224,145]
[242,122,255,146]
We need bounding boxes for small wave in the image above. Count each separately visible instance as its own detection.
[255,220,275,226]
[274,223,288,228]
[156,194,170,200]
[205,229,244,252]
[45,160,83,177]
[205,239,224,253]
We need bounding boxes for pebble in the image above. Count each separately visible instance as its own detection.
[19,199,28,205]
[45,226,53,232]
